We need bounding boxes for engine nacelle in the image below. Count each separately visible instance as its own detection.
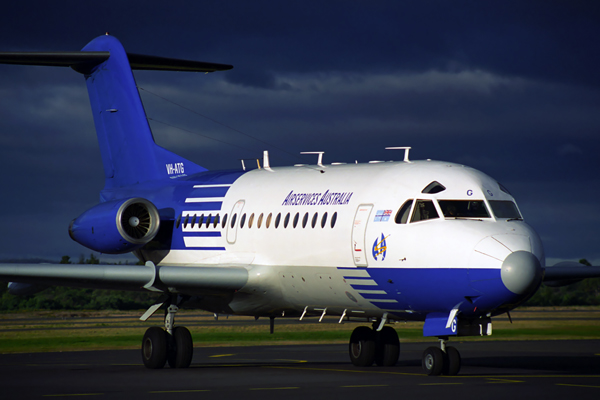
[69,198,160,254]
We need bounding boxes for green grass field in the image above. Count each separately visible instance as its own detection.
[0,307,598,353]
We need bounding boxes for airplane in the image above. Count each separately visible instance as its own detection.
[1,33,599,376]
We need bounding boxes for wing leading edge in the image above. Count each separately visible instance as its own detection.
[0,263,248,294]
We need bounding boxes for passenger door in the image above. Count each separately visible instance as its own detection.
[351,204,373,267]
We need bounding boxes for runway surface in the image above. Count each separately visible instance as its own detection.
[1,340,599,399]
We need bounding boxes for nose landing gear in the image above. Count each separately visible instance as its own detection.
[422,338,461,376]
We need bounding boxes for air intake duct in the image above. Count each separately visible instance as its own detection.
[69,198,160,254]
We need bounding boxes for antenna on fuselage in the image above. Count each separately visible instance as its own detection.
[300,151,325,167]
[240,158,261,171]
[386,146,412,162]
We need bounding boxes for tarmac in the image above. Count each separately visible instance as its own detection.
[1,340,599,399]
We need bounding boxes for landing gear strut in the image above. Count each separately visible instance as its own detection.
[422,338,461,376]
[348,323,400,367]
[141,299,193,369]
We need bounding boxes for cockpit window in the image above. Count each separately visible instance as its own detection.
[422,181,446,194]
[489,200,522,219]
[411,200,439,222]
[395,200,413,224]
[498,182,512,195]
[439,200,490,219]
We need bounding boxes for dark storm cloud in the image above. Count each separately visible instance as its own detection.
[0,1,599,264]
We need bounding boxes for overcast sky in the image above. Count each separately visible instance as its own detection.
[0,1,598,265]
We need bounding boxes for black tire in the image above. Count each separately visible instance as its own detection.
[167,327,194,368]
[443,346,461,376]
[422,346,444,376]
[142,327,167,369]
[349,326,376,367]
[374,326,400,367]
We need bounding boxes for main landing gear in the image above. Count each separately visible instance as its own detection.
[348,324,400,367]
[141,302,193,369]
[421,338,461,376]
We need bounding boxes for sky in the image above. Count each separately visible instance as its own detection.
[0,1,598,265]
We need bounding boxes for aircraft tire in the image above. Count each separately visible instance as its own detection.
[167,326,193,368]
[422,346,444,376]
[142,327,168,369]
[374,326,400,366]
[442,346,461,376]
[349,326,376,367]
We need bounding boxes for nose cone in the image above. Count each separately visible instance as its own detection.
[501,251,542,295]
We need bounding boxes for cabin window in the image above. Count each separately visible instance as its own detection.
[331,212,338,228]
[257,213,264,228]
[275,213,281,228]
[293,213,300,228]
[176,215,181,229]
[321,212,328,228]
[248,213,255,228]
[284,213,291,228]
[422,181,446,194]
[230,213,237,228]
[439,200,490,219]
[302,212,309,228]
[395,200,413,224]
[191,214,197,228]
[222,214,228,229]
[411,200,439,222]
[311,213,318,228]
[266,213,272,228]
[183,215,189,228]
[489,200,522,219]
[213,214,220,228]
[240,213,247,228]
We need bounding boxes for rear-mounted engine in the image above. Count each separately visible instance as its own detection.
[69,198,160,254]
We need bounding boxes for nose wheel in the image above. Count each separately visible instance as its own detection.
[422,339,461,376]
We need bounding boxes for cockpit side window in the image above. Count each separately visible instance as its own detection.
[439,200,490,218]
[489,200,522,219]
[421,181,446,194]
[411,200,439,222]
[395,200,413,224]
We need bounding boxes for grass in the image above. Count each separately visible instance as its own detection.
[0,307,598,353]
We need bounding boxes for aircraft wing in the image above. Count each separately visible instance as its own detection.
[0,262,248,294]
[543,262,600,287]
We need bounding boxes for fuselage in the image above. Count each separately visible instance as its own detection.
[105,159,544,323]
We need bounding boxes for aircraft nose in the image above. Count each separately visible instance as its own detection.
[501,251,542,295]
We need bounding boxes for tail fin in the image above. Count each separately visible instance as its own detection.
[0,34,233,189]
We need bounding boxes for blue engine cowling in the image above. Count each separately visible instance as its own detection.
[68,198,160,254]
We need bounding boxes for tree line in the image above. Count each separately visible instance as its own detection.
[0,255,598,311]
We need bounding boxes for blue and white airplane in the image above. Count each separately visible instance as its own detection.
[1,34,599,376]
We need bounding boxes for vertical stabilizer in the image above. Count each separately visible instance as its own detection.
[80,35,207,188]
[0,34,233,189]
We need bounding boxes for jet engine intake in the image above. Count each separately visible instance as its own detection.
[69,198,160,254]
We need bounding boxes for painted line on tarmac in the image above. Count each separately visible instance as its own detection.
[556,384,600,389]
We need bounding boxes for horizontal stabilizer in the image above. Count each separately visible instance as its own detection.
[0,51,232,74]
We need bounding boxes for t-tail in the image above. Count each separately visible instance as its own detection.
[0,33,233,189]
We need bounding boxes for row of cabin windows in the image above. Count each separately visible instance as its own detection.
[177,211,338,230]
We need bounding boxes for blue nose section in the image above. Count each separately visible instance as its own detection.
[501,251,543,295]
